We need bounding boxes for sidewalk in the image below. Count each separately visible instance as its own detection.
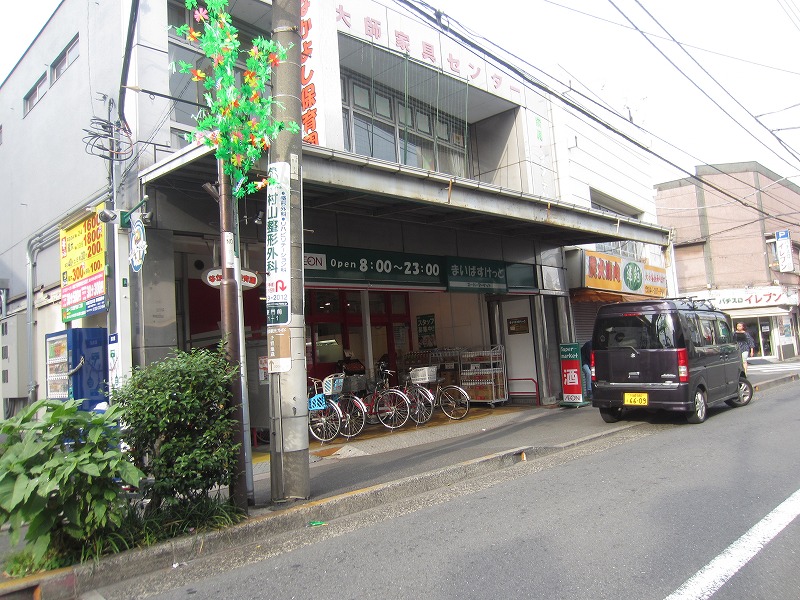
[2,365,799,599]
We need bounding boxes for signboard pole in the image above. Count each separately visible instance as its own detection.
[269,0,310,502]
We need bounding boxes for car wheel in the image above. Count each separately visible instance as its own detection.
[726,377,753,408]
[599,407,623,423]
[687,388,707,424]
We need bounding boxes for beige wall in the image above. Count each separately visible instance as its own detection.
[408,292,488,351]
[656,163,800,295]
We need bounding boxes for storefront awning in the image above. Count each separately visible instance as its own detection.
[570,289,659,303]
[139,144,671,248]
[722,306,793,318]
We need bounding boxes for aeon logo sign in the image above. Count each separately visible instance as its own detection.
[304,253,326,270]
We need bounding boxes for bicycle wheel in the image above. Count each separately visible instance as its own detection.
[406,385,435,425]
[308,399,342,442]
[376,389,411,429]
[338,393,367,438]
[439,385,470,420]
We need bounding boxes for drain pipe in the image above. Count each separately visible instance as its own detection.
[26,229,59,404]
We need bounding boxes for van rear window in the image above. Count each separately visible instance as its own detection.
[593,313,681,350]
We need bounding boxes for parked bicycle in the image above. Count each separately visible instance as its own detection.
[337,376,368,439]
[307,373,344,442]
[415,366,470,420]
[400,366,436,425]
[357,360,412,429]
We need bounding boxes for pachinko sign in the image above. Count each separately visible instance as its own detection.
[60,205,107,322]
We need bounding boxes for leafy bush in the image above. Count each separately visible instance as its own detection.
[0,399,143,570]
[110,344,240,510]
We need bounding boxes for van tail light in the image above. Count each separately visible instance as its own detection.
[590,350,596,381]
[677,348,689,382]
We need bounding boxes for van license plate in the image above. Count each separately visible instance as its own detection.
[624,393,648,406]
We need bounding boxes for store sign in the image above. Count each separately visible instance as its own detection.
[60,205,107,322]
[129,217,147,273]
[417,314,437,349]
[304,246,538,293]
[776,230,793,273]
[334,0,522,104]
[584,251,667,297]
[201,268,263,289]
[304,245,445,287]
[507,317,529,335]
[300,0,321,145]
[265,162,291,325]
[446,257,507,293]
[707,286,798,309]
[266,326,291,373]
[559,343,586,405]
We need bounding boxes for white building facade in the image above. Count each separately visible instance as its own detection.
[0,0,669,417]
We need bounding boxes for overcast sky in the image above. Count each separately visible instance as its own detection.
[418,0,800,185]
[4,0,800,186]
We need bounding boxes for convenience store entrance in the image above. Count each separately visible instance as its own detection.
[304,289,412,381]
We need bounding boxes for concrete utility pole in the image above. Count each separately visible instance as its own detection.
[217,161,249,513]
[269,0,310,501]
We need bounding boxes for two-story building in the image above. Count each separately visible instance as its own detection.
[656,162,800,359]
[0,0,670,421]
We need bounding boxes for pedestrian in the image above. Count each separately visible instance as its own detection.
[735,322,755,375]
[580,340,592,400]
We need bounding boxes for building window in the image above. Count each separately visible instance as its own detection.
[0,125,3,146]
[342,71,469,178]
[24,75,48,114]
[353,83,371,110]
[167,8,270,128]
[51,36,79,83]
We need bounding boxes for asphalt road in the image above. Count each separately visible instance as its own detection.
[112,380,800,600]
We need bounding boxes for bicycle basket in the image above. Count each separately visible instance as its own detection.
[322,373,344,396]
[342,374,366,393]
[308,392,326,411]
[410,366,437,384]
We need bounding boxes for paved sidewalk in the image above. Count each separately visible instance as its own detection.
[2,365,798,599]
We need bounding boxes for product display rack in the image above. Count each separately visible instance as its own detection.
[459,346,507,406]
[399,348,463,387]
[399,346,508,405]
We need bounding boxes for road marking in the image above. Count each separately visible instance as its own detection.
[665,488,800,600]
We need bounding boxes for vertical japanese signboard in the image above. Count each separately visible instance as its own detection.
[417,314,437,349]
[60,206,106,322]
[559,343,589,406]
[776,230,793,273]
[265,162,291,325]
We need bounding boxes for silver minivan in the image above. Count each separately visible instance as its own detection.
[590,298,753,424]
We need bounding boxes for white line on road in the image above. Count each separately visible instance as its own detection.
[665,487,800,600]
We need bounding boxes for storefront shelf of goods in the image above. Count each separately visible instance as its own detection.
[459,346,507,405]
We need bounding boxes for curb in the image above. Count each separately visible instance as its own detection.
[0,446,530,599]
[753,372,800,392]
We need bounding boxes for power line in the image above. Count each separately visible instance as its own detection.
[632,0,800,164]
[392,0,800,228]
[609,0,800,171]
[543,0,800,77]
[776,0,800,33]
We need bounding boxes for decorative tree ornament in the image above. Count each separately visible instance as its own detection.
[175,0,299,198]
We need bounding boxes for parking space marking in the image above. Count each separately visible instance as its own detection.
[665,487,800,600]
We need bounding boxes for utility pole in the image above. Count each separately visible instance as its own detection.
[217,162,249,513]
[269,0,309,501]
